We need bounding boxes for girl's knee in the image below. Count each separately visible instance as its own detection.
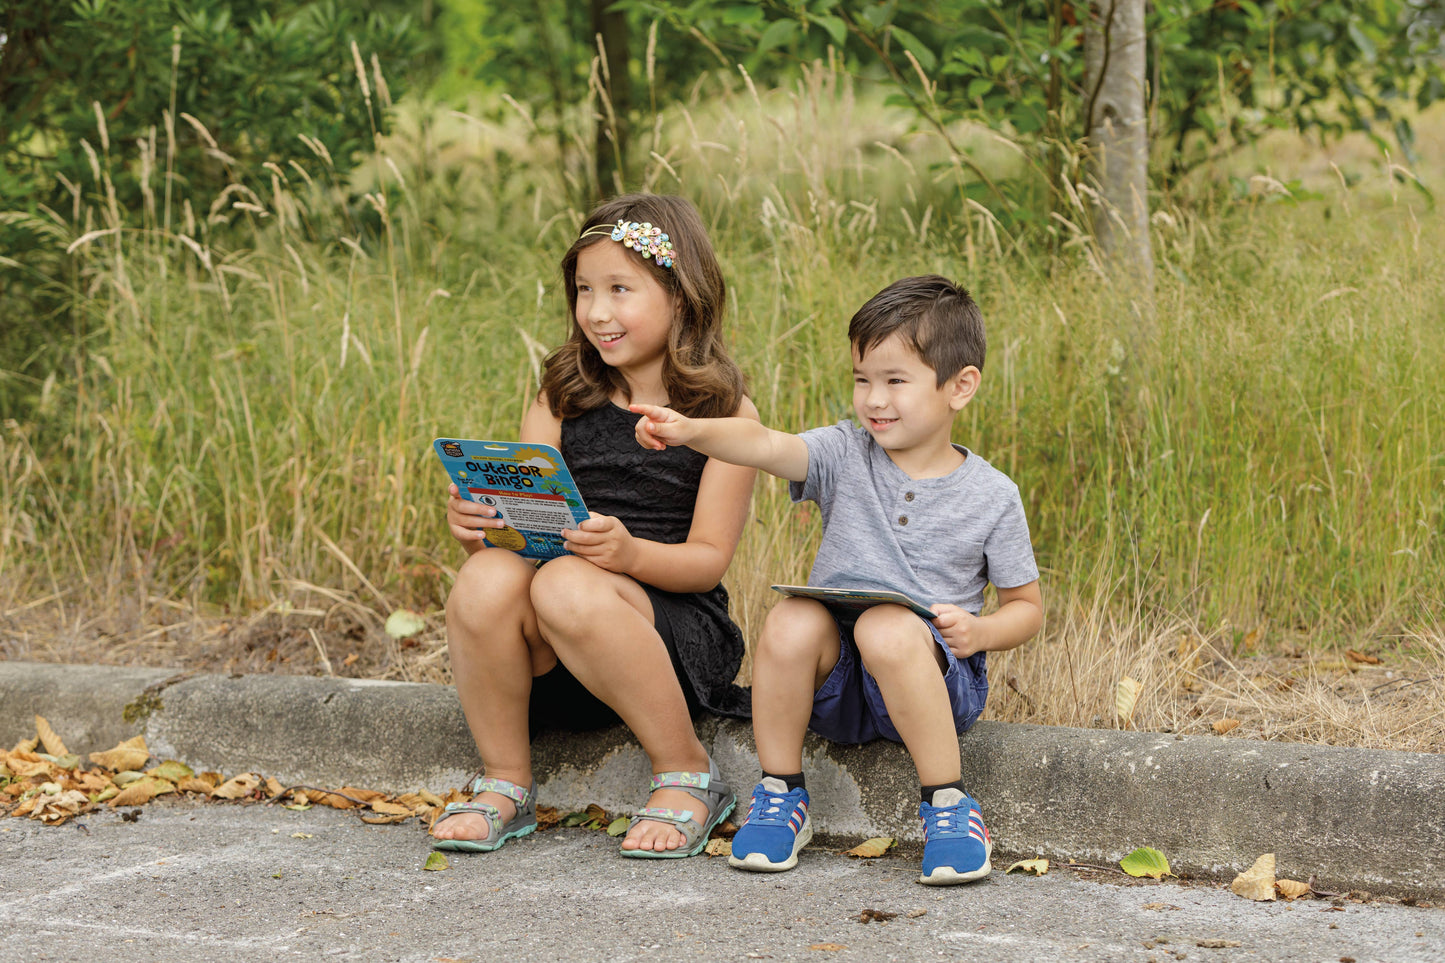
[529,556,610,633]
[447,550,535,630]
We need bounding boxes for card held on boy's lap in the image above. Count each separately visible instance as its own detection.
[770,584,936,620]
[434,439,589,561]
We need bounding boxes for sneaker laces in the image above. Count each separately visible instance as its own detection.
[745,778,802,827]
[921,788,973,840]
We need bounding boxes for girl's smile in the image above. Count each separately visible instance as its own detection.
[574,241,675,379]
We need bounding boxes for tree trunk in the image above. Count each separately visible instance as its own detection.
[591,0,630,201]
[1083,0,1153,289]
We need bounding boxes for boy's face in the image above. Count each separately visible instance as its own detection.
[851,333,979,468]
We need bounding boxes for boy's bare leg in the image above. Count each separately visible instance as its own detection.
[432,549,552,842]
[751,598,841,776]
[851,604,961,786]
[530,556,708,854]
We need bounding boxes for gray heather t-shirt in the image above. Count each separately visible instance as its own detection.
[788,420,1039,615]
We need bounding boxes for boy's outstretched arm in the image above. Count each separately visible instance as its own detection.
[631,403,809,483]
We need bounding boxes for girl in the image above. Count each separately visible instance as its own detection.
[430,194,758,858]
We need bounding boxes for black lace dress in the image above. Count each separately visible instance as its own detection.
[556,401,751,718]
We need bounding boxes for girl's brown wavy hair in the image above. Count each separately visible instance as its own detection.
[541,193,746,420]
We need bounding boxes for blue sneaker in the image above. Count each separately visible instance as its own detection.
[728,777,812,872]
[918,788,992,885]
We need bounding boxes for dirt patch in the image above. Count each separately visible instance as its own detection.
[2,599,1441,753]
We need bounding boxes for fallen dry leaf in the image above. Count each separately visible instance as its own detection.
[1345,649,1381,665]
[808,944,846,952]
[704,837,731,857]
[109,778,174,808]
[1231,853,1277,901]
[369,801,412,817]
[1116,676,1143,727]
[1142,902,1181,911]
[1006,859,1049,875]
[360,811,410,825]
[844,837,896,858]
[177,777,215,795]
[906,909,927,919]
[1213,718,1241,735]
[89,736,150,773]
[1276,878,1312,900]
[34,716,68,757]
[857,909,897,923]
[211,773,261,800]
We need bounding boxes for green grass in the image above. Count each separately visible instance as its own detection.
[2,68,1442,693]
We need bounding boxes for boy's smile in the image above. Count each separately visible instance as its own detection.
[852,333,978,478]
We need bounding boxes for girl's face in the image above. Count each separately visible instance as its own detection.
[574,240,676,385]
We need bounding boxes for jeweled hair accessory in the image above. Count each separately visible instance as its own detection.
[581,220,675,268]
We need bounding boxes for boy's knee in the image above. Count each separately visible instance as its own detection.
[852,605,934,669]
[758,598,836,659]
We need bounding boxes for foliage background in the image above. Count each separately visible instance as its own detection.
[1,0,1442,745]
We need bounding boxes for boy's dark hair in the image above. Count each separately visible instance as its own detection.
[848,275,985,385]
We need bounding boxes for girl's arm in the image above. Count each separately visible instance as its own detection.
[446,394,563,555]
[564,398,761,594]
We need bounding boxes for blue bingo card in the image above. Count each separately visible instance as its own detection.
[433,438,590,561]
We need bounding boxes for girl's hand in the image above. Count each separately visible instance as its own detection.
[930,603,982,659]
[447,482,504,545]
[562,513,637,573]
[630,403,694,451]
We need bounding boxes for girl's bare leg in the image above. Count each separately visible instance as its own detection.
[530,556,706,853]
[851,604,960,786]
[430,549,554,842]
[750,598,840,777]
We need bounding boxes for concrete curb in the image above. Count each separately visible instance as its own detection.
[3,660,1441,898]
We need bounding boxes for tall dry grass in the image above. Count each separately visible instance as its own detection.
[1,58,1441,748]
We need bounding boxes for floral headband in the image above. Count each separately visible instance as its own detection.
[580,219,676,269]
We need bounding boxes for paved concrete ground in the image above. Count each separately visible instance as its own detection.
[3,661,1444,901]
[2,799,1441,963]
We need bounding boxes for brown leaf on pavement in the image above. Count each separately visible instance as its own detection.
[809,944,847,952]
[109,778,175,808]
[857,909,897,923]
[844,837,896,858]
[360,811,410,824]
[34,716,68,757]
[177,777,216,795]
[89,736,151,773]
[211,773,262,800]
[1276,879,1312,899]
[369,800,413,817]
[703,837,731,857]
[1230,853,1277,901]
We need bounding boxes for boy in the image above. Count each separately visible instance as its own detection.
[631,275,1042,885]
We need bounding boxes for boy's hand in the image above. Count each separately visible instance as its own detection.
[631,403,694,451]
[930,603,983,659]
[562,513,637,574]
[447,482,505,544]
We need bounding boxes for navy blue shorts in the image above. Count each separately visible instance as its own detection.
[808,613,989,745]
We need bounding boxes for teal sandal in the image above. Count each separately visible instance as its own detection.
[430,775,537,853]
[620,758,735,859]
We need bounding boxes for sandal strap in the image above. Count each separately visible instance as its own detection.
[437,800,504,838]
[463,775,532,807]
[630,806,696,826]
[649,770,711,792]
